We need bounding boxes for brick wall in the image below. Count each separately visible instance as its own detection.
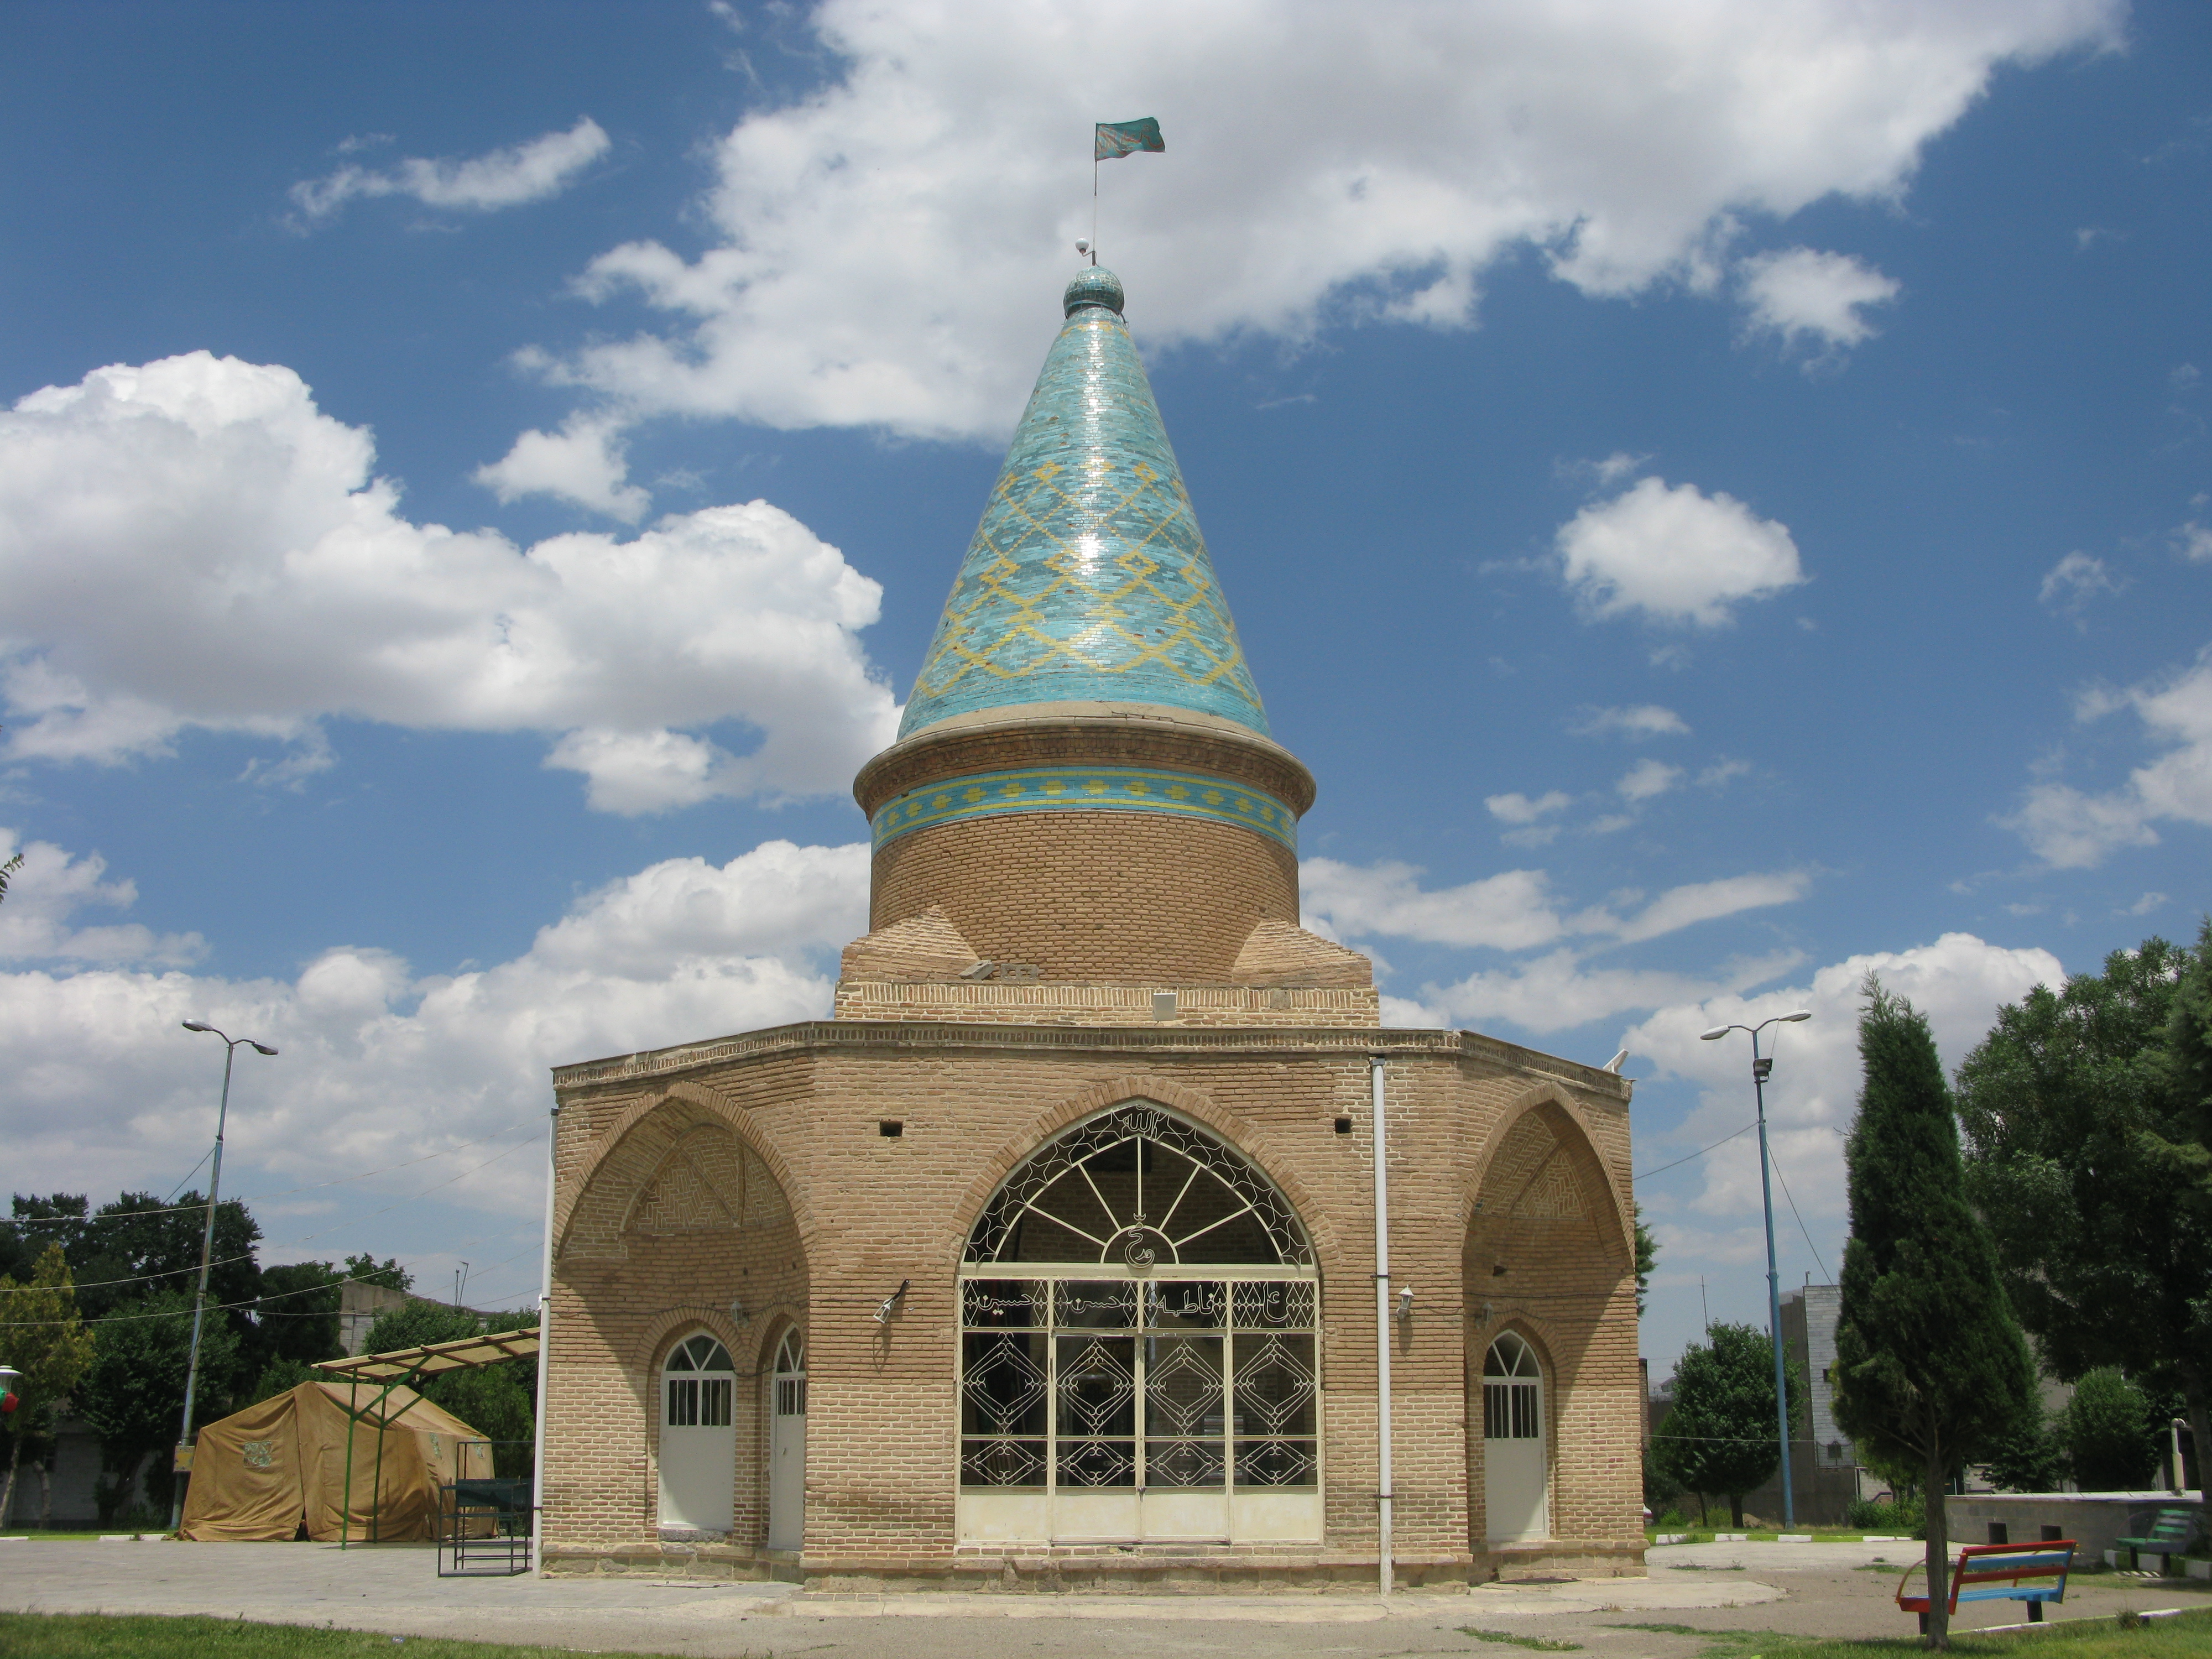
[541,1026,1642,1583]
[870,810,1299,983]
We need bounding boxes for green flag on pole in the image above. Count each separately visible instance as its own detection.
[1095,118,1165,161]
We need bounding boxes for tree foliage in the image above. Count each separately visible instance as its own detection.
[1634,1206,1658,1319]
[1,1187,357,1519]
[76,1289,238,1521]
[1832,979,2035,1649]
[1981,1403,2065,1495]
[1954,931,2212,1509]
[0,1244,96,1523]
[1655,1322,1801,1526]
[358,1301,537,1476]
[2061,1368,2160,1491]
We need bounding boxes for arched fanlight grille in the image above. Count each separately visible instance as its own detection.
[964,1103,1311,1267]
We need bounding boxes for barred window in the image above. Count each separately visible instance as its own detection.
[664,1333,733,1428]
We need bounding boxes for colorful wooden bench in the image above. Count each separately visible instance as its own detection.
[1896,1541,2075,1634]
[2116,1507,2197,1572]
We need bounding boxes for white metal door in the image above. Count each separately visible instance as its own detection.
[1483,1332,1548,1543]
[768,1329,806,1551]
[657,1333,734,1531]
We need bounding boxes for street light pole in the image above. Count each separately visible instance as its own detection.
[170,1020,276,1531]
[1701,1009,1811,1530]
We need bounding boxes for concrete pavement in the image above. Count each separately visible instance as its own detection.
[3,1537,2206,1657]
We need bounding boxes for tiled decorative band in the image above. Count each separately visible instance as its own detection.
[871,765,1297,853]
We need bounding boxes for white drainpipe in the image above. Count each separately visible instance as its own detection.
[1371,1052,1394,1597]
[531,1103,560,1576]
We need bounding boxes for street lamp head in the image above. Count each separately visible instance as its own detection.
[249,1042,278,1057]
[1781,1010,1812,1023]
[182,1020,213,1033]
[1699,1026,1732,1041]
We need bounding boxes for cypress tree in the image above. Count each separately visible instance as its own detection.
[1832,979,2036,1650]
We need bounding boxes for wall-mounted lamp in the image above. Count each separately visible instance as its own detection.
[1396,1285,1415,1321]
[873,1279,911,1324]
[728,1298,749,1325]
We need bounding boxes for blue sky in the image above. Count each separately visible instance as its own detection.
[2,1,2206,1372]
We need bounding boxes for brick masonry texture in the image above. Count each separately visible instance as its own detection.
[541,1025,1644,1588]
[870,810,1300,984]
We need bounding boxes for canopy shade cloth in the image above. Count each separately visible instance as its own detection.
[178,1379,491,1542]
[314,1325,540,1384]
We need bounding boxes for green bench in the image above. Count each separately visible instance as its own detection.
[1896,1541,2074,1634]
[2117,1507,2199,1573]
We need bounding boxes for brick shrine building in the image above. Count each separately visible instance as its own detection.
[538,265,1645,1589]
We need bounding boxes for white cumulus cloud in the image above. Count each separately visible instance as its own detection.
[1303,858,1810,962]
[472,413,650,522]
[1620,932,2062,1219]
[1556,476,1807,627]
[0,838,869,1237]
[0,352,900,812]
[1572,704,1691,739]
[479,0,2116,502]
[0,833,206,967]
[1736,246,1900,355]
[1618,758,1684,802]
[2038,550,2124,614]
[290,117,610,223]
[2004,650,2212,868]
[1485,790,1572,825]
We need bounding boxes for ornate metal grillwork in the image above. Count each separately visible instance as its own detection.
[959,1271,1318,1491]
[964,1104,1311,1266]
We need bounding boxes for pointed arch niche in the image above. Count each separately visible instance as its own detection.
[556,1099,808,1547]
[1463,1094,1633,1553]
[958,1101,1320,1548]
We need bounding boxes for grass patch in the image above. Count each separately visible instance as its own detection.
[1599,1607,2212,1659]
[1648,1532,1911,1546]
[1460,1631,1584,1651]
[0,1614,739,1658]
[1606,1624,1717,1637]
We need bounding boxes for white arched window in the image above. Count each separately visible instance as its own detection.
[658,1333,734,1532]
[1483,1331,1549,1543]
[958,1103,1319,1547]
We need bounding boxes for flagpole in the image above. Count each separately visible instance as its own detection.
[1092,154,1099,264]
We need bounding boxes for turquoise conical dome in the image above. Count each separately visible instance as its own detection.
[899,269,1269,739]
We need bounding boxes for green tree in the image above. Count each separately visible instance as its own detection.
[0,1245,96,1525]
[361,1299,483,1356]
[249,1261,345,1376]
[76,1288,239,1523]
[342,1253,411,1291]
[1634,1206,1658,1319]
[1954,933,2212,1509]
[358,1300,536,1476]
[1654,1322,1800,1526]
[2061,1369,2159,1490]
[1832,980,2036,1650]
[1981,1402,2065,1494]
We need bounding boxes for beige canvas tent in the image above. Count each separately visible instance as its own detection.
[180,1379,491,1542]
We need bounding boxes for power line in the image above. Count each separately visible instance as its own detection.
[1634,1121,1755,1181]
[1765,1146,1833,1284]
[0,1129,545,1296]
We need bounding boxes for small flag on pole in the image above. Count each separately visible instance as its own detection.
[1095,118,1165,161]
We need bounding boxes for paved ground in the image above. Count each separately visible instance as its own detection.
[3,1538,2209,1658]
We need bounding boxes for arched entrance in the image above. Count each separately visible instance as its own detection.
[767,1328,806,1550]
[957,1102,1319,1546]
[658,1333,735,1531]
[1463,1093,1634,1553]
[1483,1332,1548,1543]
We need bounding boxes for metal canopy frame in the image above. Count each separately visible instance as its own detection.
[310,1326,540,1548]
